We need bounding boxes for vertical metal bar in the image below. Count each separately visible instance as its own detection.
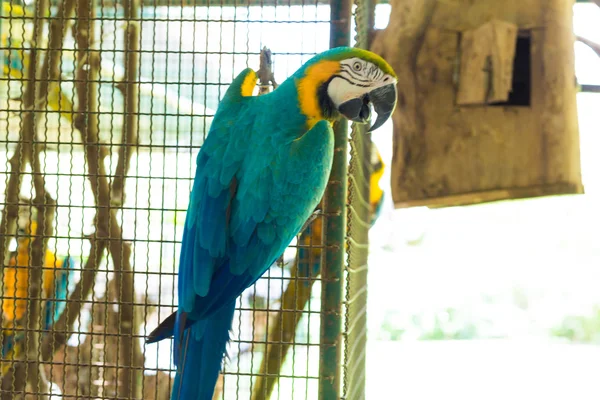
[319,0,351,398]
[344,1,372,399]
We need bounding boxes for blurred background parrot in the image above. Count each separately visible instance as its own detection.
[1,204,74,375]
[1,1,29,84]
[147,46,396,400]
[1,3,73,123]
[369,145,385,225]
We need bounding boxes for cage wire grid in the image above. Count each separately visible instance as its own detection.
[341,0,372,398]
[0,0,373,396]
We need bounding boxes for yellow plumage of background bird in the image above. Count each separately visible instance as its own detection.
[1,206,74,376]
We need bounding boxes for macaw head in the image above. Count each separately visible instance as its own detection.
[295,47,397,131]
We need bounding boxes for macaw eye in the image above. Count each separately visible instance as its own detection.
[353,62,362,72]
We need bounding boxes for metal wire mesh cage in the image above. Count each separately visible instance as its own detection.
[0,0,375,397]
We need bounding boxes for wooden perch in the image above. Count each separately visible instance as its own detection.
[70,0,143,397]
[38,0,144,396]
[576,35,600,58]
[113,0,143,396]
[0,144,25,270]
[41,238,107,361]
[35,0,95,365]
[0,0,56,395]
[23,196,55,399]
[257,46,278,95]
[37,0,77,117]
[251,243,318,400]
[39,1,143,397]
[0,0,76,275]
[111,10,140,207]
[2,0,77,394]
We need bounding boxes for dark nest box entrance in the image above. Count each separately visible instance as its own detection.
[370,0,584,208]
[488,30,531,107]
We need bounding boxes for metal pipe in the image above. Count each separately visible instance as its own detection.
[319,0,351,398]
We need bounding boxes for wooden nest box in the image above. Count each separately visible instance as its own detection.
[371,0,584,208]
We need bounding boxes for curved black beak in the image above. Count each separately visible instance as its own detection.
[337,83,397,132]
[338,96,372,125]
[367,83,397,132]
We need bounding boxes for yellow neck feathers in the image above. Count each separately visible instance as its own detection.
[296,60,340,129]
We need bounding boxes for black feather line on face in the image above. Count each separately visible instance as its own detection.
[318,77,339,121]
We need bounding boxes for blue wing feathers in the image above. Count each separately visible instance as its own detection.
[44,255,75,329]
[231,209,256,248]
[192,247,214,297]
[220,158,240,186]
[179,227,197,312]
[197,189,229,256]
[257,223,276,245]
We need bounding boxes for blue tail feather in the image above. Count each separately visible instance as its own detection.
[171,301,236,400]
[1,331,17,358]
[43,256,75,330]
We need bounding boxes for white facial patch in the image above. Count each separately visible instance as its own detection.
[327,77,366,107]
[327,57,396,108]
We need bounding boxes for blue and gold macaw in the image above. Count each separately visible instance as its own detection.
[1,216,74,375]
[147,46,397,400]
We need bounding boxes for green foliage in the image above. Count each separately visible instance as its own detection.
[380,311,405,340]
[551,307,600,343]
[380,307,480,341]
[418,308,479,340]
